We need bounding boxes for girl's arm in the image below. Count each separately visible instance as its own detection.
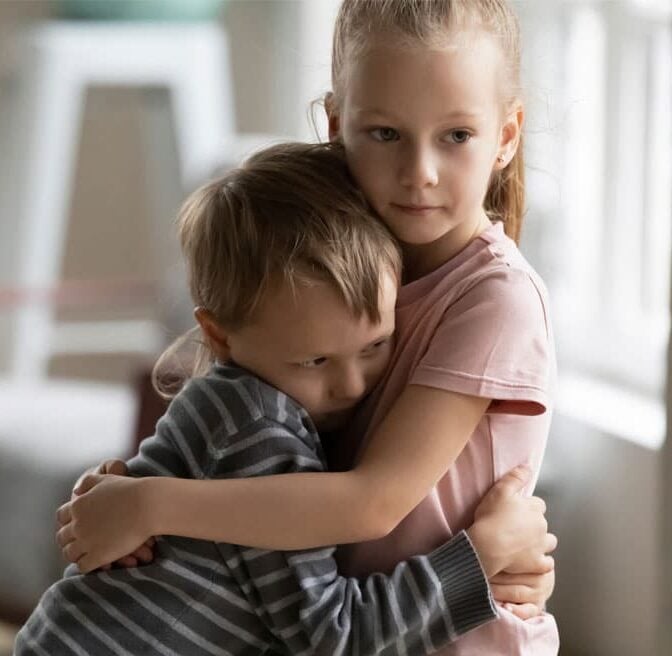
[147,385,488,547]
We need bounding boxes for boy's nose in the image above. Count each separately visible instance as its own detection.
[331,363,367,401]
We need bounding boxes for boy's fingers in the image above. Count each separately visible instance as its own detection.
[503,603,543,620]
[545,533,558,554]
[490,583,535,605]
[528,496,547,514]
[491,465,531,498]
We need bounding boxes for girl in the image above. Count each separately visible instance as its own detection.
[58,1,559,653]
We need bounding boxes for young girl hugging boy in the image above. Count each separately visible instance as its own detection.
[53,0,561,653]
[17,143,551,656]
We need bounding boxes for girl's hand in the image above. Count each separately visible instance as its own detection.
[64,459,156,569]
[467,465,557,578]
[490,568,556,620]
[56,474,154,573]
[72,458,129,497]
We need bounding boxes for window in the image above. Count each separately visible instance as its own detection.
[519,0,671,447]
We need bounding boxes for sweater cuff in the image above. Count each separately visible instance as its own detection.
[427,530,498,637]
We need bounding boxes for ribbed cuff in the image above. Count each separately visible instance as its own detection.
[427,530,498,637]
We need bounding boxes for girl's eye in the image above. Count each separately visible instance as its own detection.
[446,130,471,144]
[370,127,399,142]
[298,357,327,368]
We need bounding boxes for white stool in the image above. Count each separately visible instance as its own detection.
[9,21,236,380]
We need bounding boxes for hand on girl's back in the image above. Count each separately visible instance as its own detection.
[467,466,557,578]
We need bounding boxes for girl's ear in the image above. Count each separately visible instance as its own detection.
[324,92,341,142]
[194,307,230,361]
[496,103,524,169]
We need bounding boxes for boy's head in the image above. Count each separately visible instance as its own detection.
[177,142,400,430]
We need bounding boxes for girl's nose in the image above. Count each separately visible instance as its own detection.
[399,146,439,189]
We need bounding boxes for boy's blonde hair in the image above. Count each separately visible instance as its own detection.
[331,0,525,243]
[154,141,401,398]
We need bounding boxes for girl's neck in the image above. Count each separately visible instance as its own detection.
[401,210,493,283]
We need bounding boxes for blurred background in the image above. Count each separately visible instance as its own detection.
[0,1,670,655]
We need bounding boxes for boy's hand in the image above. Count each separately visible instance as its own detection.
[467,466,557,579]
[490,568,556,620]
[56,474,154,573]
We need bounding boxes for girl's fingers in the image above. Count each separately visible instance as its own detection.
[115,555,139,568]
[56,502,72,527]
[55,523,75,549]
[77,554,97,575]
[133,545,154,563]
[63,541,86,565]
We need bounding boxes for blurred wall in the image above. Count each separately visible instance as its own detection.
[0,2,668,655]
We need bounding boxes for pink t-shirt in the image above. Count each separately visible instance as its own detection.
[336,222,559,655]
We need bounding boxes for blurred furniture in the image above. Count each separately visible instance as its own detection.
[0,16,281,626]
[10,21,235,380]
[0,378,138,620]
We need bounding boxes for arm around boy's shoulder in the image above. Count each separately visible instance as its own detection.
[198,371,497,655]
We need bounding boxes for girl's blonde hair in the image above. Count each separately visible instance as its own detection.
[153,141,402,399]
[331,0,525,243]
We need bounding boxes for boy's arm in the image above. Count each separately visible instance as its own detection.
[237,530,496,655]
[200,418,497,654]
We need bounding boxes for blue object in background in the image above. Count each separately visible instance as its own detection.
[56,0,227,22]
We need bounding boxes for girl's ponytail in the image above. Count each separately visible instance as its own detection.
[485,132,525,245]
[152,326,214,400]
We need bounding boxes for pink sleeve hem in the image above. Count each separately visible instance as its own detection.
[410,366,549,416]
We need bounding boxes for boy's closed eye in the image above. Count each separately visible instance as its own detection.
[294,337,392,369]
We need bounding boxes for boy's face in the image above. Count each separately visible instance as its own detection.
[225,272,397,431]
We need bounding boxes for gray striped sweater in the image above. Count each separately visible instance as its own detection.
[15,364,496,655]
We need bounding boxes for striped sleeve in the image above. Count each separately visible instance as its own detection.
[212,414,497,655]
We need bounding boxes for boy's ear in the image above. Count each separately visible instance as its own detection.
[496,103,524,169]
[324,92,341,142]
[194,307,230,361]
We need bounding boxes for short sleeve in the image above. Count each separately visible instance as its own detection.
[410,266,553,416]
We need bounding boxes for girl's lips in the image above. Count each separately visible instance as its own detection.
[392,203,442,215]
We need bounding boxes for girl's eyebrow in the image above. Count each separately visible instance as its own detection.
[353,107,484,122]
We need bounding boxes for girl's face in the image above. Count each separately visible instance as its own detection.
[330,32,522,273]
